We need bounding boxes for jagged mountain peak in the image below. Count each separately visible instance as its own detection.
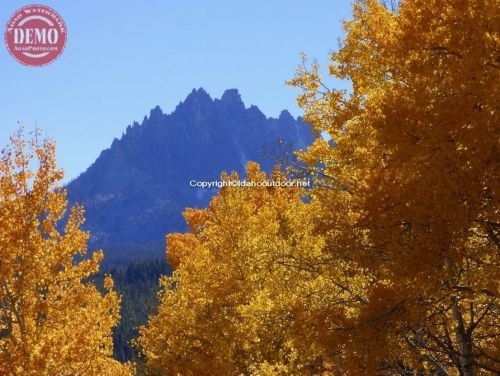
[219,88,245,111]
[67,88,313,263]
[175,87,214,112]
[148,105,164,123]
[278,109,295,123]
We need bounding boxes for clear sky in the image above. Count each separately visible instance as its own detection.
[0,0,353,181]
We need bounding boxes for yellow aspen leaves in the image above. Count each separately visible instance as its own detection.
[289,0,499,374]
[138,163,366,374]
[3,0,495,375]
[0,130,133,375]
[140,1,498,375]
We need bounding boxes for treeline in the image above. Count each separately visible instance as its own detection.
[96,259,171,362]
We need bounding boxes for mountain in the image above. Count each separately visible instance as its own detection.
[67,88,313,263]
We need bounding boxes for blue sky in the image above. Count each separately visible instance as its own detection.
[0,0,353,181]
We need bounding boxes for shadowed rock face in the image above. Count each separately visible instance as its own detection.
[67,88,313,262]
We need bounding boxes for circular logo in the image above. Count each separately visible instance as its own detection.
[4,5,67,67]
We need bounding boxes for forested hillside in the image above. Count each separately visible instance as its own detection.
[96,260,171,362]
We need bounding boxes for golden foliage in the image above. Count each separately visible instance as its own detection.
[0,130,133,375]
[289,0,500,374]
[138,163,368,374]
[140,0,499,374]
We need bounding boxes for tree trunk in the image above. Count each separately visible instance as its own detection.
[445,257,474,376]
[451,296,474,376]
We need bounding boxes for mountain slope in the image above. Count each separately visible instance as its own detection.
[67,88,313,262]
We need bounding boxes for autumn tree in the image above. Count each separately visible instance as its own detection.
[139,0,498,375]
[138,163,366,375]
[0,130,132,375]
[289,0,499,374]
